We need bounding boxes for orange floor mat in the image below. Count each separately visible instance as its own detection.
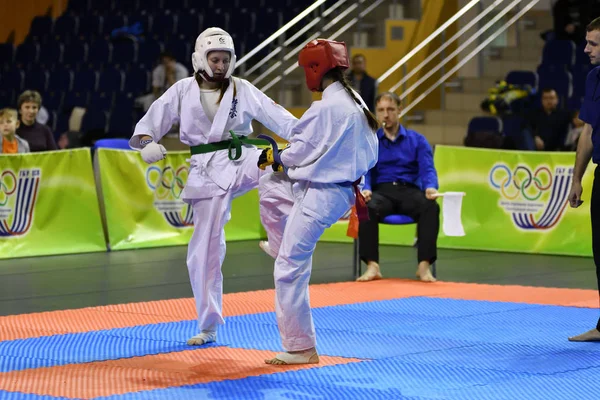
[0,279,597,342]
[0,347,361,399]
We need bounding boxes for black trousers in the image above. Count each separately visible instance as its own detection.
[359,182,440,264]
[591,167,600,330]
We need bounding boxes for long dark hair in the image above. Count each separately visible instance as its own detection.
[194,72,236,103]
[323,67,379,132]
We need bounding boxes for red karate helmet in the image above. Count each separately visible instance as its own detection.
[298,39,349,92]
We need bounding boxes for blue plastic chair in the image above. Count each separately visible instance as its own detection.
[352,214,437,280]
[94,138,132,150]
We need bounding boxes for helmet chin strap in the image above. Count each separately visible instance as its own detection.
[199,70,227,83]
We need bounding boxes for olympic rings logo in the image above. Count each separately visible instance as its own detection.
[146,166,188,200]
[0,171,17,207]
[489,164,553,201]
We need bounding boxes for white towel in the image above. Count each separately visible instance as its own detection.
[440,192,466,237]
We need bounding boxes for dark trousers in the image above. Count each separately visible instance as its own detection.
[591,168,600,329]
[359,182,440,264]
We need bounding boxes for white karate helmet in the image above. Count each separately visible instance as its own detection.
[191,27,236,80]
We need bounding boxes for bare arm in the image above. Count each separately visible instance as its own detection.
[568,123,593,208]
[573,123,593,183]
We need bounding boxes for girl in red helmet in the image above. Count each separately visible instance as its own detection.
[258,39,379,365]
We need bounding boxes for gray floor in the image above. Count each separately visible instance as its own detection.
[0,241,597,316]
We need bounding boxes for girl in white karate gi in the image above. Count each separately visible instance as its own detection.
[130,27,298,346]
[258,39,379,365]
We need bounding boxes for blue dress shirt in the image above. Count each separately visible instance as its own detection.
[364,125,438,191]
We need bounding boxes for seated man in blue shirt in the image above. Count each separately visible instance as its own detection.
[357,92,439,283]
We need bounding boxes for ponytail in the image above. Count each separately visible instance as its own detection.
[324,68,379,133]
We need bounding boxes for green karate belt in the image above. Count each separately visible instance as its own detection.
[190,130,270,160]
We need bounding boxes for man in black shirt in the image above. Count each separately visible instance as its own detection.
[346,54,376,112]
[528,88,572,151]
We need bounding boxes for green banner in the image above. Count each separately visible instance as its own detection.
[320,145,594,257]
[0,149,106,259]
[434,145,593,256]
[96,149,265,251]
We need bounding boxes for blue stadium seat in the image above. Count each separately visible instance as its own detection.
[88,40,112,68]
[175,11,201,38]
[53,14,79,41]
[138,39,163,66]
[15,41,40,65]
[123,68,150,95]
[541,40,575,67]
[537,65,573,102]
[55,112,70,135]
[81,109,108,132]
[38,42,64,67]
[114,92,136,110]
[575,40,590,66]
[24,68,49,93]
[567,96,583,111]
[89,91,114,112]
[166,35,191,66]
[502,115,534,151]
[0,69,24,93]
[29,16,53,42]
[127,13,152,36]
[0,89,14,109]
[98,67,125,92]
[571,63,592,99]
[0,43,15,66]
[164,0,186,11]
[63,40,88,67]
[505,70,538,90]
[79,15,104,40]
[228,10,251,36]
[102,15,127,38]
[108,108,134,137]
[63,91,89,111]
[93,0,115,13]
[252,9,280,35]
[207,9,227,32]
[151,12,176,37]
[468,116,503,135]
[73,69,99,92]
[94,138,132,150]
[67,0,91,14]
[42,91,64,113]
[111,39,137,66]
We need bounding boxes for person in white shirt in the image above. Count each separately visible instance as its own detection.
[258,39,379,365]
[129,27,298,347]
[152,51,189,99]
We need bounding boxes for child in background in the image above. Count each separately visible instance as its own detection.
[0,108,30,154]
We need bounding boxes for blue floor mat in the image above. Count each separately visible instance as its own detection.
[2,296,600,400]
[441,374,598,400]
[0,332,218,371]
[98,373,422,400]
[0,390,67,400]
[396,341,600,375]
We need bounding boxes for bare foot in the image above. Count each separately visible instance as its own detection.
[356,264,382,282]
[186,330,216,346]
[265,348,320,365]
[416,262,436,282]
[568,328,600,342]
[258,240,275,258]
